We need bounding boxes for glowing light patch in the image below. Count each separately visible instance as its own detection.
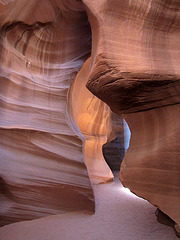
[122,187,144,200]
[122,187,133,195]
[123,119,131,152]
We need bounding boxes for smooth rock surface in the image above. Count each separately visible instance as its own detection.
[0,172,177,240]
[120,105,180,233]
[0,0,95,226]
[0,0,180,236]
[84,0,180,114]
[69,58,115,184]
[82,0,180,234]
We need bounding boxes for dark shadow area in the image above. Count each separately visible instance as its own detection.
[155,209,180,238]
[102,131,125,171]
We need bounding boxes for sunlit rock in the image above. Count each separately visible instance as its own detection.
[1,0,180,237]
[83,0,180,235]
[69,58,114,184]
[0,0,95,226]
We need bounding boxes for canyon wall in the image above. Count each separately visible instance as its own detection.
[0,0,96,226]
[82,0,180,235]
[0,0,180,236]
[0,0,120,226]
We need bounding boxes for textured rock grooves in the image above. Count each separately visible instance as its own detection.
[0,0,180,237]
[0,0,96,226]
[82,0,180,236]
[0,0,123,226]
[68,58,114,184]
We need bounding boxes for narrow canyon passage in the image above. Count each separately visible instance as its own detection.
[0,0,180,238]
[0,172,177,240]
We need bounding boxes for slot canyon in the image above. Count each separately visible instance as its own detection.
[0,0,180,239]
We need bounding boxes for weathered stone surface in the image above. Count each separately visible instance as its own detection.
[0,0,95,226]
[1,0,180,237]
[84,0,180,115]
[0,0,123,226]
[82,0,180,235]
[175,224,180,238]
[69,58,114,183]
[120,105,180,235]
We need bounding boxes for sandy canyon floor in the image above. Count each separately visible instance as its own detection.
[0,172,177,240]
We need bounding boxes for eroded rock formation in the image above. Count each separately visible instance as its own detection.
[69,58,115,184]
[82,0,180,236]
[0,0,121,226]
[0,0,96,226]
[0,0,180,237]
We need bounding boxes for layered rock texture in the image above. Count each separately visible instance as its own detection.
[69,58,114,184]
[82,0,180,236]
[0,0,119,226]
[0,0,96,226]
[0,0,180,237]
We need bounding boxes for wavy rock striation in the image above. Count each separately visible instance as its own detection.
[0,0,95,226]
[0,0,123,226]
[83,0,180,236]
[68,58,114,184]
[1,0,180,237]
